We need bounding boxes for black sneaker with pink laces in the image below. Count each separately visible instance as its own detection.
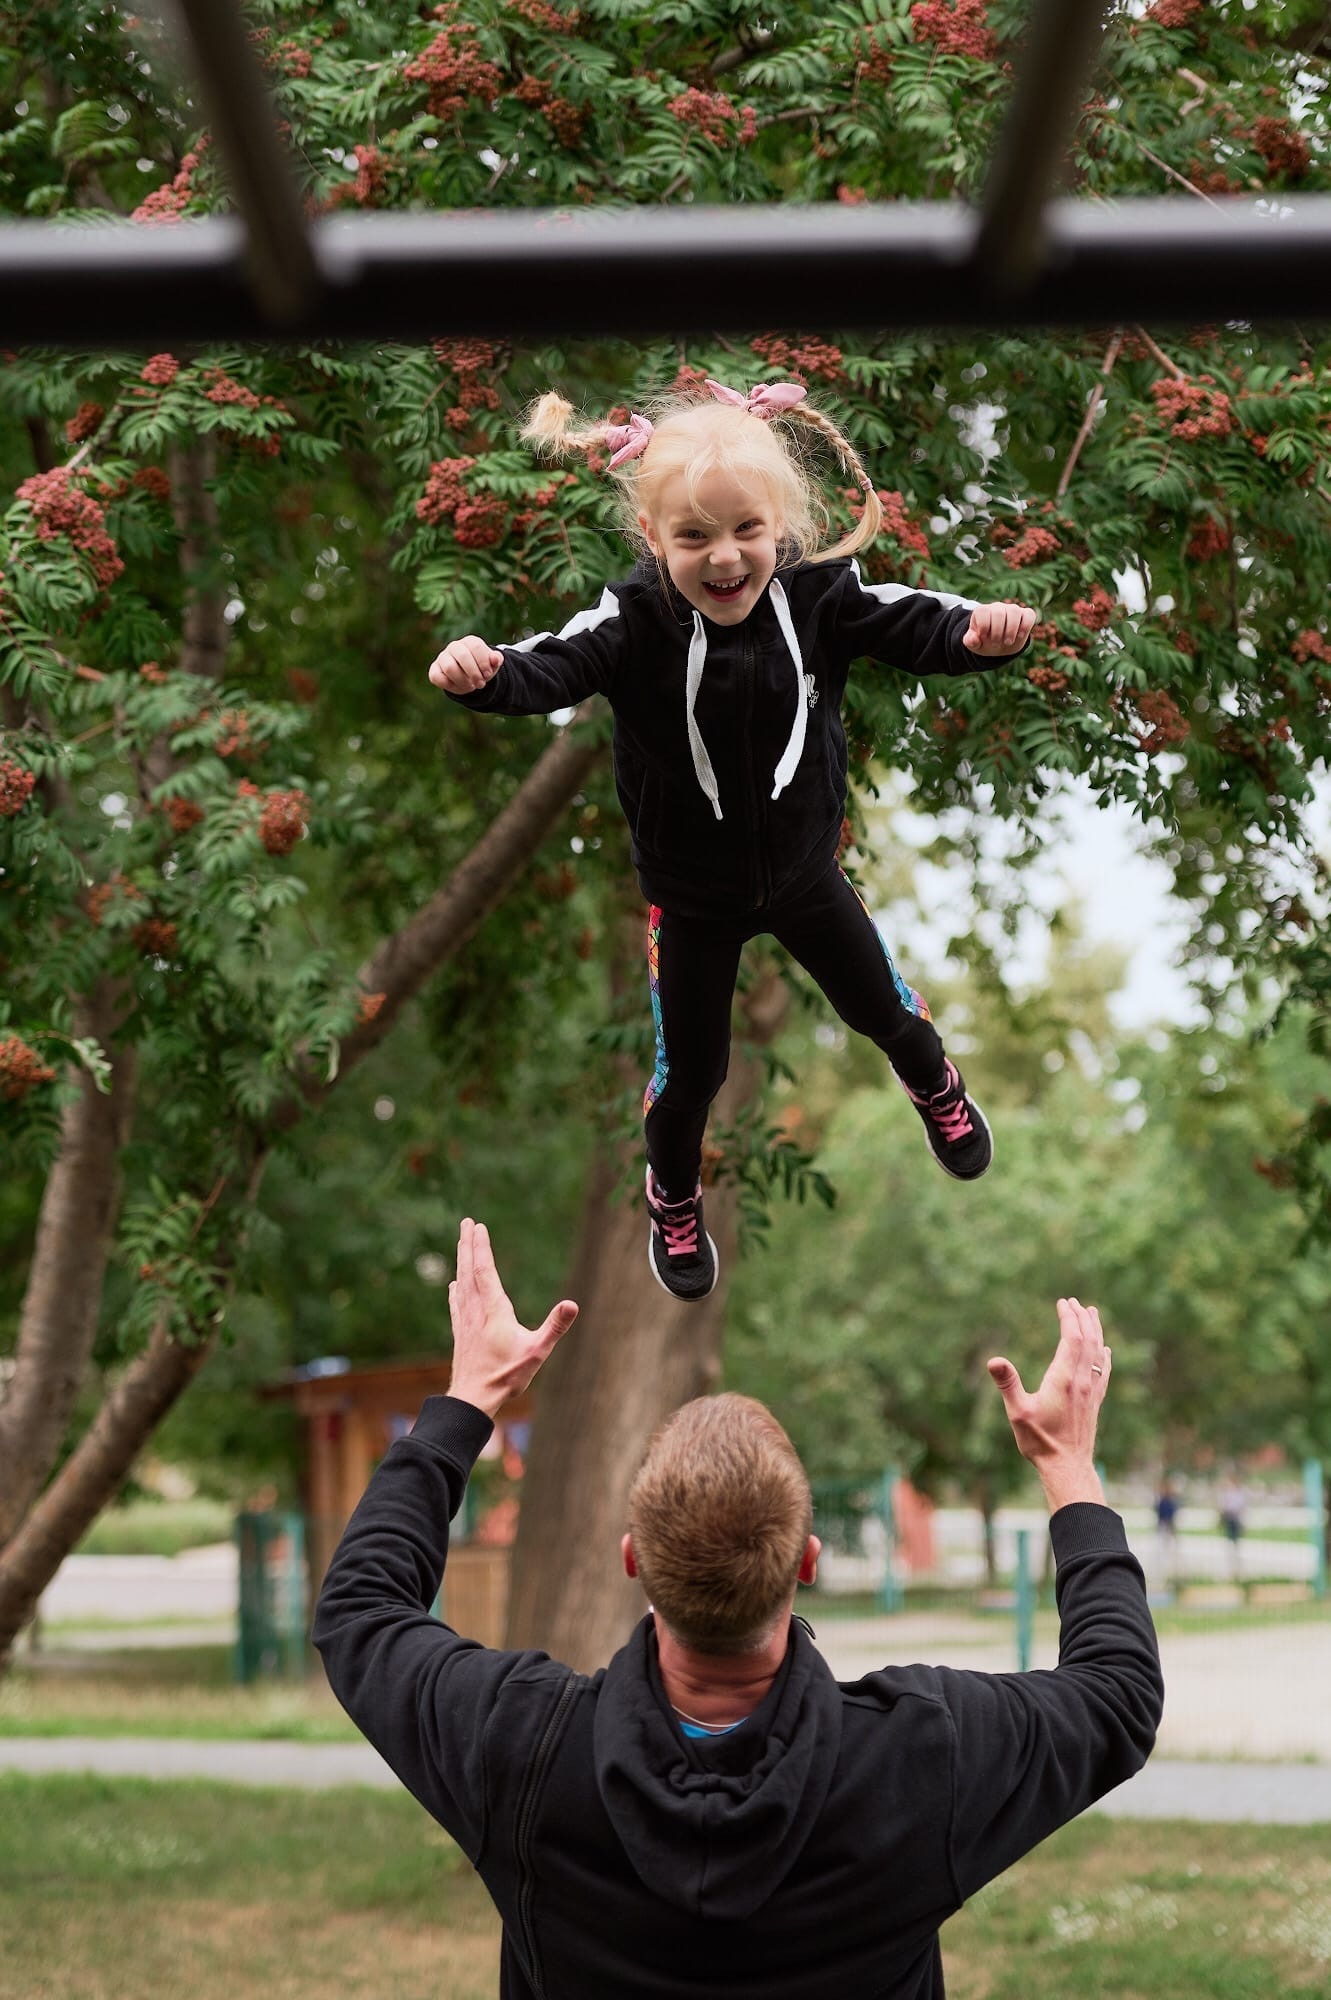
[645,1169,719,1302]
[900,1060,993,1181]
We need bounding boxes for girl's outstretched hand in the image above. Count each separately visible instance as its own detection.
[962,601,1036,655]
[428,636,505,693]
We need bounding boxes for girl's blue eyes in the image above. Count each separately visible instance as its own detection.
[679,523,762,539]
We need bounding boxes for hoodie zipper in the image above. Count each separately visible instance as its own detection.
[740,625,773,908]
[514,1669,578,1996]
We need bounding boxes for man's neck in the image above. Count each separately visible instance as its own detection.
[655,1615,791,1728]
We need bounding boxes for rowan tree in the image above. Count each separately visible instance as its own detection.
[0,0,1328,1670]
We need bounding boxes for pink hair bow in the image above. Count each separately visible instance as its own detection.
[705,378,808,418]
[605,411,654,468]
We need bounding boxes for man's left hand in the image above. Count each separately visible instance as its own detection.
[447,1218,578,1420]
[962,600,1036,655]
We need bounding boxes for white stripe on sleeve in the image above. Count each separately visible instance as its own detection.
[848,557,978,615]
[510,586,622,653]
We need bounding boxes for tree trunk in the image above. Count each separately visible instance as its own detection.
[0,1314,213,1671]
[505,949,789,1672]
[0,986,136,1548]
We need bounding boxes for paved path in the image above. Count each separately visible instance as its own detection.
[1,1736,1328,1823]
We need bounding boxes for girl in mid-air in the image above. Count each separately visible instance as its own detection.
[430,379,1034,1302]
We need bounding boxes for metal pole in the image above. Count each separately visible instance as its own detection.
[1306,1460,1327,1600]
[974,0,1115,290]
[150,0,322,325]
[7,197,1331,344]
[1015,1527,1033,1672]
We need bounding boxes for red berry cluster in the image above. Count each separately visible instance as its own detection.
[1135,688,1190,753]
[416,456,477,525]
[671,363,712,396]
[513,74,548,106]
[930,706,969,740]
[750,332,845,383]
[1250,117,1310,181]
[162,795,204,835]
[132,466,172,502]
[1027,663,1071,695]
[506,0,578,27]
[324,146,388,210]
[403,12,504,120]
[1292,629,1331,665]
[0,757,36,816]
[836,184,867,205]
[858,34,895,84]
[910,0,997,61]
[1072,585,1117,630]
[454,498,510,549]
[1185,516,1231,563]
[1151,373,1235,441]
[65,402,105,445]
[132,916,178,958]
[1145,0,1202,26]
[130,141,208,227]
[201,367,262,409]
[139,660,168,683]
[667,88,757,146]
[141,353,179,387]
[1002,525,1061,568]
[1188,161,1243,196]
[543,96,586,147]
[265,38,313,78]
[870,489,930,558]
[15,468,123,590]
[0,1036,56,1101]
[215,710,254,759]
[258,789,310,855]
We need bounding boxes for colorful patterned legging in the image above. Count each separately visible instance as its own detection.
[643,863,947,1200]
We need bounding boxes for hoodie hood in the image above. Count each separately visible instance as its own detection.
[593,1615,843,1921]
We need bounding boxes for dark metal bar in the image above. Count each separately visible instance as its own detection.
[7,197,1331,346]
[152,0,323,324]
[976,0,1116,290]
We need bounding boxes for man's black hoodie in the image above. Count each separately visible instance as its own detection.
[313,1397,1163,2000]
[449,558,1024,918]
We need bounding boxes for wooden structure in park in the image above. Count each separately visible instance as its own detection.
[264,1358,529,1647]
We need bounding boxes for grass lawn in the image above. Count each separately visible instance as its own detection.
[0,1644,360,1743]
[74,1497,235,1557]
[0,1776,1328,1999]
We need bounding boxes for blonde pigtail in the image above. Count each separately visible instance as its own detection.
[520,390,614,461]
[784,406,883,562]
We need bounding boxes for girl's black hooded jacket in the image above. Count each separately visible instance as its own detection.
[314,1397,1163,2000]
[449,558,1026,918]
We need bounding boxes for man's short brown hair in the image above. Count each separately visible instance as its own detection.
[627,1393,813,1654]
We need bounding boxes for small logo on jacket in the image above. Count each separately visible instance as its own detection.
[805,674,819,708]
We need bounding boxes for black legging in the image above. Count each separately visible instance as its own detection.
[643,864,947,1199]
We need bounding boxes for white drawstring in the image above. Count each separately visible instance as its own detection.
[682,583,809,821]
[767,578,808,802]
[685,612,723,820]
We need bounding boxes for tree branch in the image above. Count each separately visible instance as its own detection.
[1056,328,1123,500]
[0,982,137,1548]
[269,716,609,1126]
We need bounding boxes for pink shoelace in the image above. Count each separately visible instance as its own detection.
[930,1096,974,1143]
[650,1180,701,1257]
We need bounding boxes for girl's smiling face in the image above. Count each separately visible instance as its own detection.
[639,465,780,626]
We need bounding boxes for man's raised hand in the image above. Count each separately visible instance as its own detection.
[961,600,1036,656]
[428,636,505,694]
[988,1298,1111,1512]
[447,1219,578,1420]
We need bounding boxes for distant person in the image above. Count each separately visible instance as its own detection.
[1155,1478,1179,1588]
[1218,1475,1245,1581]
[314,1221,1162,2000]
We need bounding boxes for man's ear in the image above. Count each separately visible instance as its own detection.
[797,1534,821,1588]
[621,1531,638,1581]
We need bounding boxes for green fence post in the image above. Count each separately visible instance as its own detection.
[877,1468,903,1614]
[1014,1527,1033,1672]
[1305,1460,1327,1600]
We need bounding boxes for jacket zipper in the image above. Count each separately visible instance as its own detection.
[514,1669,579,1996]
[740,628,773,908]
